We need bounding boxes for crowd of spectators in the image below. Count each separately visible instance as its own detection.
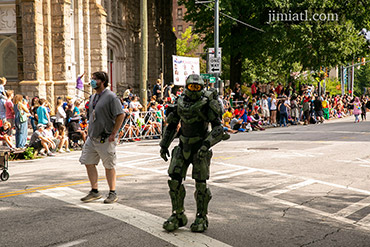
[220,81,369,133]
[0,75,367,158]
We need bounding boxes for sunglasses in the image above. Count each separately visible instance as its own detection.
[186,83,203,92]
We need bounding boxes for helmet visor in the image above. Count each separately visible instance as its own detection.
[186,83,202,92]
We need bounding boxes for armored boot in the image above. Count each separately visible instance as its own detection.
[163,180,188,232]
[190,181,212,232]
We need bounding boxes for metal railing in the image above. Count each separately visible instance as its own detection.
[120,111,164,141]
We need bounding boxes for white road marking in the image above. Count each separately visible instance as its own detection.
[266,179,316,196]
[56,239,88,247]
[356,158,370,164]
[40,187,231,247]
[115,149,158,156]
[358,213,370,225]
[119,160,167,175]
[207,181,370,232]
[360,165,370,168]
[334,196,370,218]
[117,157,163,167]
[214,161,370,196]
[125,159,370,231]
[213,168,245,175]
[211,169,256,181]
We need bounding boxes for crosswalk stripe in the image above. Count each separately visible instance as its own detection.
[266,179,316,196]
[39,187,231,247]
[334,196,370,218]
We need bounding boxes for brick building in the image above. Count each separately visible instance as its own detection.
[0,0,175,107]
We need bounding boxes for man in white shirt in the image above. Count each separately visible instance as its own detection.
[261,94,270,124]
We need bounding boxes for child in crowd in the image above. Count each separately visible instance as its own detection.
[80,115,88,136]
[0,121,14,148]
[73,100,81,116]
[55,125,70,153]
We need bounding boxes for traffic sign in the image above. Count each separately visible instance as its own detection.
[209,77,216,83]
[207,48,222,60]
[201,73,211,80]
[208,57,221,74]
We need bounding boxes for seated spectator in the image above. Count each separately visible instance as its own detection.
[80,115,88,135]
[43,122,60,152]
[129,95,143,120]
[120,108,140,141]
[230,114,245,132]
[247,111,265,131]
[55,125,70,153]
[222,118,237,134]
[0,121,14,148]
[223,107,233,125]
[29,124,55,156]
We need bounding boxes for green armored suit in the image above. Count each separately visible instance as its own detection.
[160,74,229,232]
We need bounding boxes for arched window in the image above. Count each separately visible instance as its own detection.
[0,35,17,79]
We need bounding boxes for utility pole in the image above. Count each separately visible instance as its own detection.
[161,43,164,99]
[351,60,354,97]
[140,0,148,110]
[214,0,220,94]
[341,65,344,96]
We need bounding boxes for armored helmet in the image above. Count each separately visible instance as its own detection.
[184,74,205,101]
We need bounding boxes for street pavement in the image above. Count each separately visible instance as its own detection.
[2,115,370,246]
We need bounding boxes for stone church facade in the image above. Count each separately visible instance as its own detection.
[0,0,175,106]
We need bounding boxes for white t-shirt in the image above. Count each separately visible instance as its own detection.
[270,99,277,110]
[56,106,66,123]
[129,101,142,112]
[43,129,54,139]
[261,99,268,110]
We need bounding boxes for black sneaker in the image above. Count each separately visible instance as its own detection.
[104,192,118,204]
[81,191,102,203]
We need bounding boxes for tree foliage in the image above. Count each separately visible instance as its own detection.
[354,62,370,96]
[176,26,202,57]
[179,0,370,88]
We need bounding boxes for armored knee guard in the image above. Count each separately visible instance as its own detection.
[191,181,212,232]
[163,179,188,232]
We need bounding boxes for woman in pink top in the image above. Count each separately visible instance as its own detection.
[352,97,362,123]
[5,90,14,130]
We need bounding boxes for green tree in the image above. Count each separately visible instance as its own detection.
[176,26,202,57]
[179,0,370,88]
[354,62,370,96]
[175,26,207,73]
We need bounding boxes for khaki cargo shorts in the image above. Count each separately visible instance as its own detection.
[262,108,270,118]
[79,136,117,169]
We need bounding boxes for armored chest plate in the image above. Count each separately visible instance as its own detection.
[177,96,208,124]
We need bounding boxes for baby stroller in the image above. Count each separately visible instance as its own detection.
[67,117,84,149]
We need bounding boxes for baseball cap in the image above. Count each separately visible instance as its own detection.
[37,124,44,129]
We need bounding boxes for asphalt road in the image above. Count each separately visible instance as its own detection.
[1,115,370,247]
